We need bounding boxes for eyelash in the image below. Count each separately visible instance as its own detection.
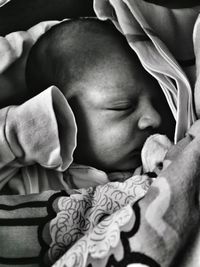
[107,105,134,112]
[112,106,132,111]
[106,100,138,112]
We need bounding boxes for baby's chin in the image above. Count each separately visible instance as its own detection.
[90,155,142,173]
[110,157,142,172]
[74,150,142,172]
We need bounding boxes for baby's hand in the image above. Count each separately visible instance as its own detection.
[141,134,172,174]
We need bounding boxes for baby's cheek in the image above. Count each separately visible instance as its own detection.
[104,121,133,148]
[88,113,134,158]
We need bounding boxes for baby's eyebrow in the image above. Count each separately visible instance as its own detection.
[92,83,140,96]
[85,86,139,108]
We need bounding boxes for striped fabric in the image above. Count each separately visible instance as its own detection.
[0,190,67,266]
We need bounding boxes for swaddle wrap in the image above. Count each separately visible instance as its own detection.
[94,0,200,142]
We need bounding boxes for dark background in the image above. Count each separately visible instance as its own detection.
[0,0,200,35]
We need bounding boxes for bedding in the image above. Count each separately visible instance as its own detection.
[0,86,113,194]
[0,0,200,267]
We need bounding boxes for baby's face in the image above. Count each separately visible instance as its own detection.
[68,54,175,171]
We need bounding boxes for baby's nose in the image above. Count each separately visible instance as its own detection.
[138,104,161,130]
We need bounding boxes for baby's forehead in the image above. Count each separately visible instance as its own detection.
[72,71,144,106]
[69,58,159,110]
[47,20,153,100]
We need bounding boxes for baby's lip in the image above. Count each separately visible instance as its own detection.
[129,152,142,171]
[130,147,142,156]
[129,149,142,164]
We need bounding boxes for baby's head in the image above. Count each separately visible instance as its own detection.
[26,18,175,172]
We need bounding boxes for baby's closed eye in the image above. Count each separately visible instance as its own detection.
[105,100,138,112]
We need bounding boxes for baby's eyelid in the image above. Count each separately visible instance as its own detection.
[110,105,132,111]
[107,102,137,111]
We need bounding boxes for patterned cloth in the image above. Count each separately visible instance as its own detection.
[48,174,151,265]
[50,131,200,267]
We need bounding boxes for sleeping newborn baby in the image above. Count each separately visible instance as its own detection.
[0,18,176,194]
[26,18,175,173]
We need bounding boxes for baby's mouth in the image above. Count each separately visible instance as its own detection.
[128,149,142,168]
[130,147,142,157]
[133,148,141,154]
